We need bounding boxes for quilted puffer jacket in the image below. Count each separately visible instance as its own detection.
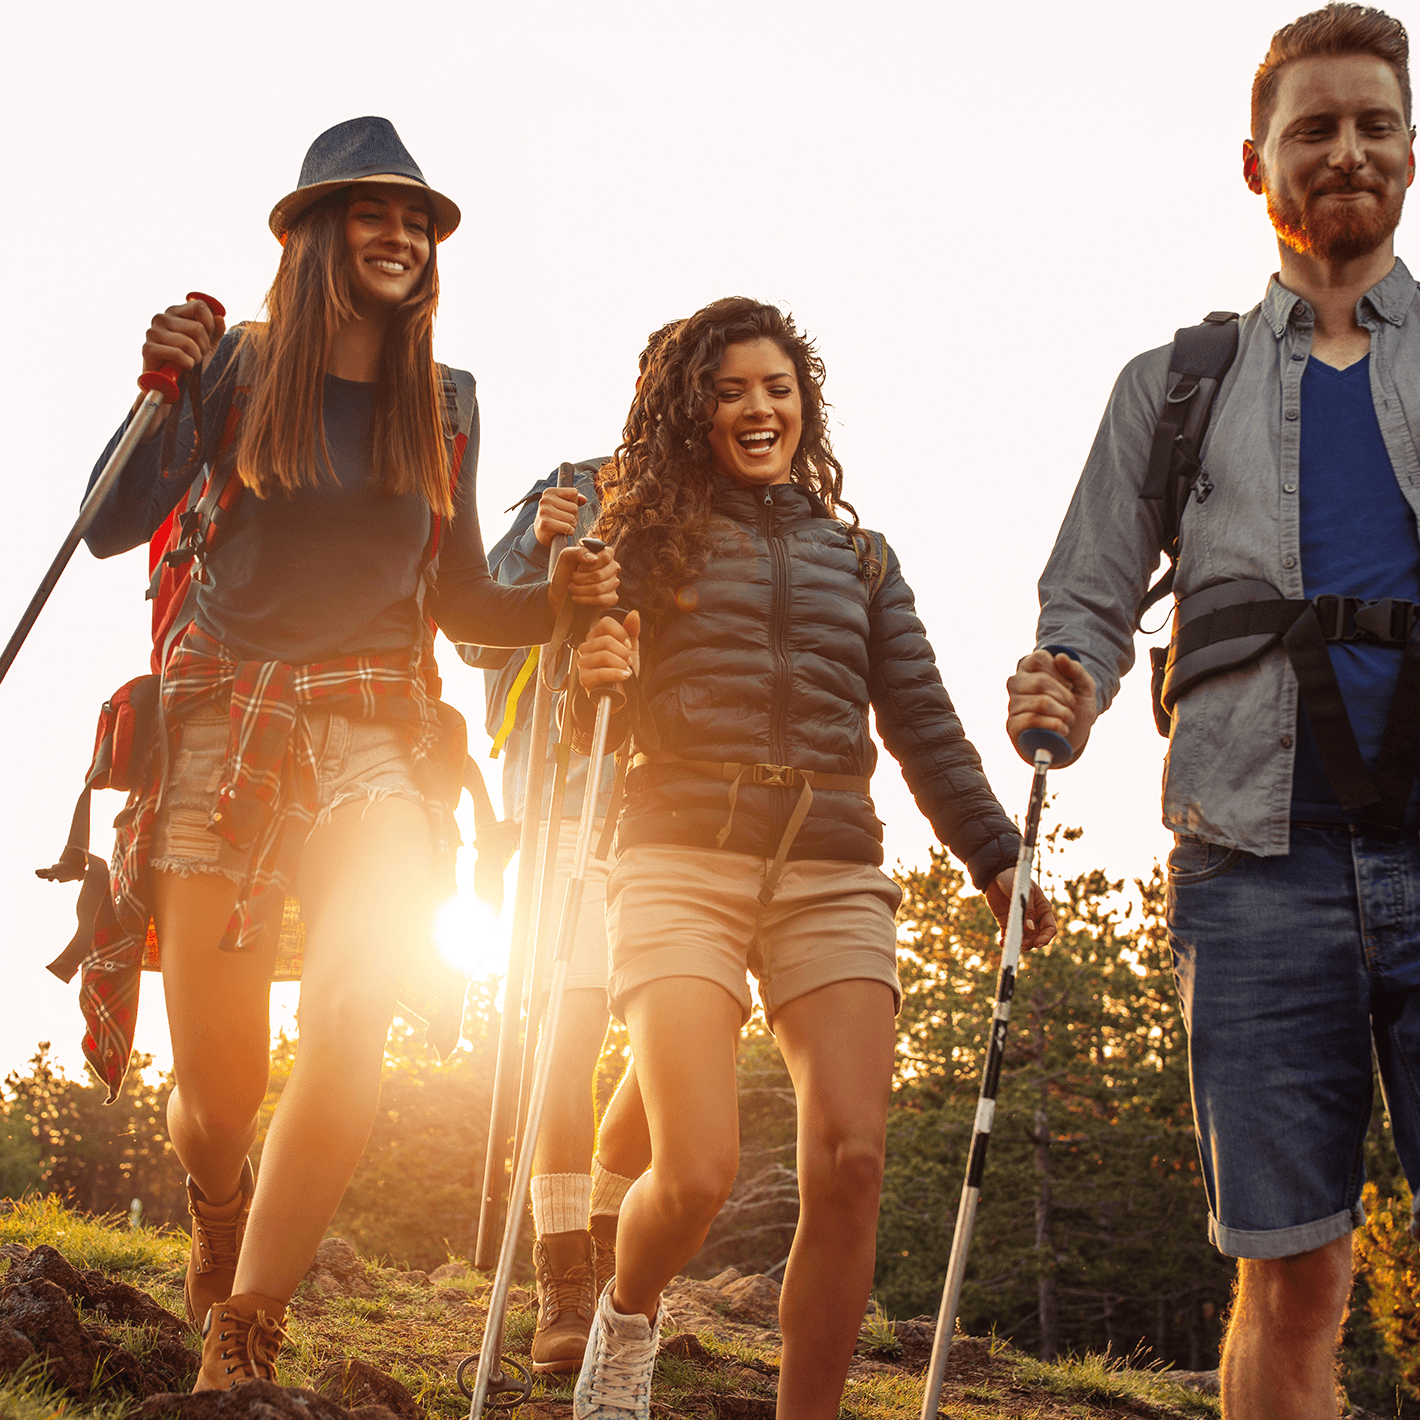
[599,476,1019,888]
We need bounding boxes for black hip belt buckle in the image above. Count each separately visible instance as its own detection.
[1352,598,1414,644]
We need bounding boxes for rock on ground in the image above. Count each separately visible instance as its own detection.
[313,1358,423,1420]
[0,1243,197,1398]
[138,1378,403,1420]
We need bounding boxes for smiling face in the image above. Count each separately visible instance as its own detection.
[343,183,432,315]
[1245,53,1415,262]
[706,339,804,488]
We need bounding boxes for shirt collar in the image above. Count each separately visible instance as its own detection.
[1263,255,1416,335]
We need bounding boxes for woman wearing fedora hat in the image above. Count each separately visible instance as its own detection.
[82,116,618,1391]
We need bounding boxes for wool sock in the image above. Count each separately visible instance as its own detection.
[530,1172,592,1236]
[590,1158,636,1220]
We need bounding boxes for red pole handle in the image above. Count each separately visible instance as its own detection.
[136,291,228,404]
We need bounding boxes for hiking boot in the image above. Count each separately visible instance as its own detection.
[573,1281,662,1420]
[184,1159,255,1329]
[532,1231,596,1373]
[193,1292,287,1392]
[589,1214,617,1301]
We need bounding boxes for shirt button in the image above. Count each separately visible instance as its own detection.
[1285,410,1299,421]
[1283,482,1297,493]
[1291,353,1305,362]
[1283,555,1297,568]
[1280,735,1293,748]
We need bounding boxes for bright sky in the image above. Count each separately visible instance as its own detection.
[2,0,1409,1080]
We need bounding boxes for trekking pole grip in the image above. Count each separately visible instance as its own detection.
[1018,727,1073,768]
[136,292,227,405]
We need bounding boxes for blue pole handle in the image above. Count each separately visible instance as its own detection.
[1018,727,1074,767]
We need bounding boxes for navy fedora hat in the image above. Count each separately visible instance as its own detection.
[268,116,460,243]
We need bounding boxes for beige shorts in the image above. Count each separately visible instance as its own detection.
[605,844,903,1025]
[531,818,612,993]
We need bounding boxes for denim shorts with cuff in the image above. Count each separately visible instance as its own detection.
[151,709,423,882]
[1168,823,1420,1258]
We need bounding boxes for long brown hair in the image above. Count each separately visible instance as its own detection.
[594,298,856,609]
[234,190,452,516]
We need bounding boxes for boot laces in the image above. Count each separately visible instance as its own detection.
[218,1307,286,1380]
[193,1209,243,1271]
[588,1324,656,1410]
[542,1259,593,1325]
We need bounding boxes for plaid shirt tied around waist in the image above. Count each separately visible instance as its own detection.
[80,626,459,1100]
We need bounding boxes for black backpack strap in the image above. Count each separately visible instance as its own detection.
[1137,312,1240,623]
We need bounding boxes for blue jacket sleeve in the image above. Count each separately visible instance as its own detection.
[83,333,241,559]
[427,390,555,648]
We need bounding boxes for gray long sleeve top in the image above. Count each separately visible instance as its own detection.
[1037,258,1420,856]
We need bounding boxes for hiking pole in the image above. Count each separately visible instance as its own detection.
[511,695,575,1162]
[918,725,1072,1420]
[0,292,225,690]
[464,613,626,1418]
[475,462,579,1270]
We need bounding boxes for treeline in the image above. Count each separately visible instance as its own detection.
[5,841,1420,1412]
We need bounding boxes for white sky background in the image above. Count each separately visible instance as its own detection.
[1,0,1404,1079]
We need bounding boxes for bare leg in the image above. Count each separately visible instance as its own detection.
[1220,1235,1352,1420]
[533,988,612,1176]
[156,871,276,1205]
[232,795,434,1301]
[613,978,743,1320]
[772,981,896,1420]
[597,1061,651,1179]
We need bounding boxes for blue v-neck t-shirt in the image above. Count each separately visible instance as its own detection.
[1291,353,1420,822]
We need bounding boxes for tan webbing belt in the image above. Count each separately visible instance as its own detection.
[630,750,871,905]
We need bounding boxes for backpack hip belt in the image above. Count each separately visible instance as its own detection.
[629,749,871,905]
[1154,579,1420,831]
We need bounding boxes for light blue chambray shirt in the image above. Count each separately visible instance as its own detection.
[1037,258,1420,856]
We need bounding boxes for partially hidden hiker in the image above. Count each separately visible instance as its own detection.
[75,116,616,1391]
[567,297,1057,1420]
[457,321,680,1373]
[1006,8,1420,1417]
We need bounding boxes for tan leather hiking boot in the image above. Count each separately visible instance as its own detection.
[193,1292,287,1392]
[184,1160,255,1328]
[589,1213,617,1302]
[531,1230,595,1373]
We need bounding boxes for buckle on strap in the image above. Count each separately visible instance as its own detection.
[749,763,799,788]
[1353,598,1415,644]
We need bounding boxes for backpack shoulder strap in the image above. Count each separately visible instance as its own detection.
[851,527,890,601]
[425,365,479,569]
[1136,310,1240,622]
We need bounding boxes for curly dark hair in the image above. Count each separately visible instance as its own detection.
[594,297,861,610]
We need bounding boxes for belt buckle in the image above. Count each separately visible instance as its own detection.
[751,763,796,788]
[1353,598,1404,643]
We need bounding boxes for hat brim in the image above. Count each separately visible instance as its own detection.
[268,173,461,243]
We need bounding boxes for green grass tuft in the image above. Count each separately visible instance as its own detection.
[0,1195,186,1277]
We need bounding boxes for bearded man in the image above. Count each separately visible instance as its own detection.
[1006,6,1419,1417]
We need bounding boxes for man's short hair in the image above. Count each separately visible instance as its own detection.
[1253,3,1412,142]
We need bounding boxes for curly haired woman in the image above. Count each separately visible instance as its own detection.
[568,296,1055,1420]
[80,117,616,1390]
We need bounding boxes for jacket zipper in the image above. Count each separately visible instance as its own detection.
[763,490,791,848]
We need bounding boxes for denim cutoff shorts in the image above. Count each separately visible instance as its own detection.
[151,709,424,882]
[1168,823,1420,1258]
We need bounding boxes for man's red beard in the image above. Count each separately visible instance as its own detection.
[1265,172,1404,261]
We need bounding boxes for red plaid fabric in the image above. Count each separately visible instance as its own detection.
[79,626,456,1101]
